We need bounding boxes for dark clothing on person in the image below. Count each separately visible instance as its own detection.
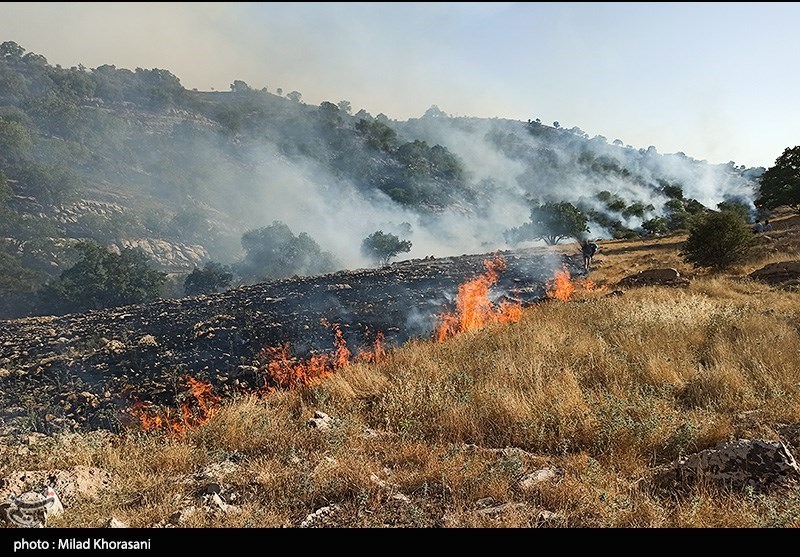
[582,242,598,269]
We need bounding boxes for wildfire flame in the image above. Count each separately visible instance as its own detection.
[354,330,386,364]
[258,321,386,392]
[546,267,607,301]
[135,376,220,435]
[435,255,522,342]
[547,265,575,301]
[133,320,389,434]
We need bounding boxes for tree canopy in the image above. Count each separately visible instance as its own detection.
[505,201,589,246]
[183,261,233,296]
[681,210,756,269]
[38,241,167,315]
[756,146,800,212]
[361,230,412,266]
[237,221,339,282]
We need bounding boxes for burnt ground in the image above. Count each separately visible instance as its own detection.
[0,248,584,438]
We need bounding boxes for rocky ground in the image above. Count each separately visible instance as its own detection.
[0,248,583,439]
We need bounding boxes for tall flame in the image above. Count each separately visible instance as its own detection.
[435,255,522,342]
[354,330,386,364]
[547,265,575,301]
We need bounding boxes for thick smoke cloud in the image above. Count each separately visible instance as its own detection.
[185,106,760,274]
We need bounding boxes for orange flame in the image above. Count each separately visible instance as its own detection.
[547,265,574,301]
[135,376,220,435]
[257,321,386,392]
[259,343,337,391]
[355,331,386,364]
[546,267,609,301]
[130,322,390,434]
[435,255,522,342]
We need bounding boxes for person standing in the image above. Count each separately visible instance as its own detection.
[581,240,599,270]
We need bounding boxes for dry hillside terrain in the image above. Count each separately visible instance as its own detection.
[1,208,799,530]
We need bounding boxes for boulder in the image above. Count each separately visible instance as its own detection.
[617,268,690,288]
[748,260,800,286]
[650,438,800,494]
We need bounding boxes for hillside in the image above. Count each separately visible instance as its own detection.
[0,210,799,529]
[0,247,583,437]
[0,41,768,321]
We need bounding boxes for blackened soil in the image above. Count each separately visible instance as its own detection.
[0,249,583,437]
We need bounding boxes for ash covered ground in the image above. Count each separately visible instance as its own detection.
[0,248,584,437]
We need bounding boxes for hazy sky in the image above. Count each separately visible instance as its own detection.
[1,2,797,169]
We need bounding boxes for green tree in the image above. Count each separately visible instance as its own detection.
[337,100,352,114]
[681,210,756,270]
[396,140,463,181]
[317,101,342,128]
[0,112,33,162]
[183,261,233,296]
[717,200,751,222]
[664,198,691,231]
[0,248,44,318]
[0,170,9,203]
[641,216,669,236]
[230,80,251,93]
[622,201,655,219]
[660,182,684,200]
[38,241,167,315]
[505,201,589,246]
[237,221,339,282]
[355,118,397,152]
[0,41,25,59]
[756,146,800,212]
[361,230,412,265]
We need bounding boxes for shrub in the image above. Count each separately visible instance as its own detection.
[361,230,412,265]
[37,241,166,314]
[183,261,233,296]
[681,210,756,269]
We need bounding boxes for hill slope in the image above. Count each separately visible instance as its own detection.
[0,213,799,528]
[0,41,768,321]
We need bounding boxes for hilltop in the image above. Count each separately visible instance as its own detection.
[0,41,766,321]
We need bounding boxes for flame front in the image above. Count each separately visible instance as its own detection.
[258,321,386,392]
[547,265,575,301]
[133,321,387,435]
[135,376,220,435]
[435,255,522,342]
[546,266,608,301]
[355,330,386,364]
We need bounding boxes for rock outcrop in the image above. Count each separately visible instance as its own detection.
[650,438,800,494]
[617,268,690,288]
[748,260,800,287]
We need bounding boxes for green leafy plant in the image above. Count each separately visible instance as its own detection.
[681,210,756,269]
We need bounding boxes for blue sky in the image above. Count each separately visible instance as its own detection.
[1,2,797,169]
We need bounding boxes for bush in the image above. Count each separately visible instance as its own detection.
[236,221,340,282]
[681,210,756,269]
[37,241,166,315]
[641,216,669,236]
[183,261,233,296]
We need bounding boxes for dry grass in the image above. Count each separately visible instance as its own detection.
[3,209,800,528]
